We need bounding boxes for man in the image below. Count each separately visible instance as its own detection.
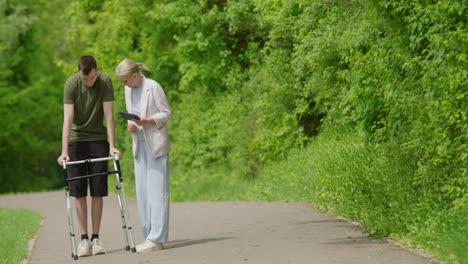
[57,55,120,257]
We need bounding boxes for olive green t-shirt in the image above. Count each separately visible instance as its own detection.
[63,72,114,142]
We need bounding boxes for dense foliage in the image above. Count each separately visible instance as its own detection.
[1,0,466,262]
[0,0,66,191]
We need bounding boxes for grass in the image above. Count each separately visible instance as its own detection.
[0,208,42,264]
[430,210,468,264]
[170,166,252,202]
[111,148,252,202]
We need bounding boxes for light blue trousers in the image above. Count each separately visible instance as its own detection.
[134,140,169,242]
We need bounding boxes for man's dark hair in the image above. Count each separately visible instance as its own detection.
[78,55,97,75]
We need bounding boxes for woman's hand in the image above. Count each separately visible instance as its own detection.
[131,117,155,126]
[128,122,138,133]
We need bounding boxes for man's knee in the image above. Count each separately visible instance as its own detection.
[76,196,87,202]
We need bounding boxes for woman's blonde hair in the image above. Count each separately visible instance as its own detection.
[115,58,150,77]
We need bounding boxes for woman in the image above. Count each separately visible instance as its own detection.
[116,58,171,253]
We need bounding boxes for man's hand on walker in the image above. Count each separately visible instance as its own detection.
[110,147,121,157]
[57,154,70,166]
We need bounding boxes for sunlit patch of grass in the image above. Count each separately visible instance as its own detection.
[0,208,42,264]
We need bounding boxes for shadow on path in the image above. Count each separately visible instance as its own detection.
[165,237,233,249]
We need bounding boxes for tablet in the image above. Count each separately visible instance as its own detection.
[119,112,141,121]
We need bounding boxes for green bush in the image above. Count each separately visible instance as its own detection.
[0,0,66,192]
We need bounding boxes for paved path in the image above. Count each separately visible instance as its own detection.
[0,191,433,264]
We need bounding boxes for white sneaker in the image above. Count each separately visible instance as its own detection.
[91,238,106,255]
[77,239,92,257]
[136,239,164,253]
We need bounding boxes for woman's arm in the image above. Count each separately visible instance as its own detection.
[150,82,172,128]
[132,81,171,128]
[125,86,139,132]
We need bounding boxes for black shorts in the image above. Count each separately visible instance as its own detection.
[67,140,109,198]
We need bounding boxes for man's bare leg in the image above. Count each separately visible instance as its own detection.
[76,197,88,236]
[91,196,103,235]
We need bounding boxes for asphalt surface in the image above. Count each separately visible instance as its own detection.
[0,191,434,264]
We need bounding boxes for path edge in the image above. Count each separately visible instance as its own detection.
[21,219,43,264]
[335,215,444,264]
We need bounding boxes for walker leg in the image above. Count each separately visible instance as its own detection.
[113,158,136,252]
[66,188,78,260]
[115,184,130,250]
[119,183,137,252]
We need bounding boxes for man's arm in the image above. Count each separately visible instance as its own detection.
[57,104,74,165]
[103,101,121,156]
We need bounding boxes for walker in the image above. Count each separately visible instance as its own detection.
[62,154,136,260]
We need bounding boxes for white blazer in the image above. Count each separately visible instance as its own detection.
[125,77,172,158]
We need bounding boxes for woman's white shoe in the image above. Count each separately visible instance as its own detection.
[136,239,164,253]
